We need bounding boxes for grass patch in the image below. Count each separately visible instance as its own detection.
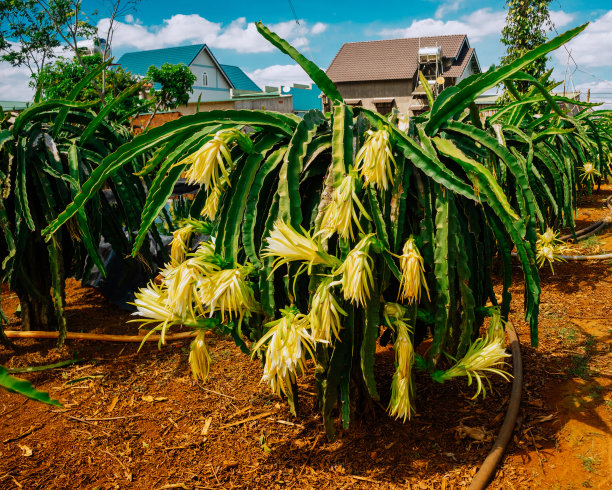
[567,334,598,379]
[578,450,600,473]
[559,326,578,345]
[574,233,610,255]
[578,236,603,251]
[568,355,590,380]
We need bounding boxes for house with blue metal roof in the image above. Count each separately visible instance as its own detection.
[116,44,260,103]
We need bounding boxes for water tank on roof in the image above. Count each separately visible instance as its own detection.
[418,46,441,63]
[77,38,107,58]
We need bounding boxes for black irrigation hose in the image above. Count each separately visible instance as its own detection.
[560,219,611,242]
[556,252,612,261]
[510,195,612,262]
[511,249,612,261]
[471,196,612,489]
[559,195,612,242]
[469,323,522,490]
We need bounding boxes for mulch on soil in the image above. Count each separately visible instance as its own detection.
[1,187,611,489]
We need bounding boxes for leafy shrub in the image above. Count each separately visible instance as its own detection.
[0,63,163,345]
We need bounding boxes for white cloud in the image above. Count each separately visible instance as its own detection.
[380,8,574,43]
[100,15,326,53]
[99,14,221,51]
[0,63,34,101]
[380,8,506,42]
[245,64,311,89]
[213,18,281,53]
[0,40,89,103]
[311,22,327,35]
[574,80,612,109]
[157,14,222,47]
[553,10,612,68]
[549,10,575,29]
[435,0,463,20]
[99,19,158,51]
[124,14,134,24]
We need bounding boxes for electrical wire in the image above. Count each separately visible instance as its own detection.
[551,1,612,94]
[286,0,315,63]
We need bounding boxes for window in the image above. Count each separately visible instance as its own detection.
[202,72,208,86]
[374,101,395,116]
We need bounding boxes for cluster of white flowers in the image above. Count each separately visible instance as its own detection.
[536,227,567,273]
[260,218,433,402]
[158,123,512,416]
[132,226,259,382]
[432,323,512,399]
[135,243,258,326]
[252,307,314,396]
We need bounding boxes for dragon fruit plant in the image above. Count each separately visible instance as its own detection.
[44,22,591,439]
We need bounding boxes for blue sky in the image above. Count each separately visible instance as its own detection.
[2,1,612,107]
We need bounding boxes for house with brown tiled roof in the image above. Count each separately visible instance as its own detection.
[325,34,481,115]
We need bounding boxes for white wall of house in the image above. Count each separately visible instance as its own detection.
[457,54,478,83]
[188,49,232,103]
[178,95,293,115]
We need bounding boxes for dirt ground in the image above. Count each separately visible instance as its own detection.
[0,187,611,489]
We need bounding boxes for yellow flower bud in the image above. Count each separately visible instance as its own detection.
[189,330,212,382]
[202,185,223,220]
[309,278,346,343]
[398,237,429,303]
[487,307,506,345]
[263,219,339,272]
[334,234,376,306]
[355,129,396,190]
[170,224,195,265]
[320,173,370,241]
[181,129,246,190]
[388,320,415,422]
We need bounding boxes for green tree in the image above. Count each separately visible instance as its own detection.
[1,1,138,100]
[0,0,62,79]
[144,63,196,129]
[35,53,150,121]
[500,0,552,93]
